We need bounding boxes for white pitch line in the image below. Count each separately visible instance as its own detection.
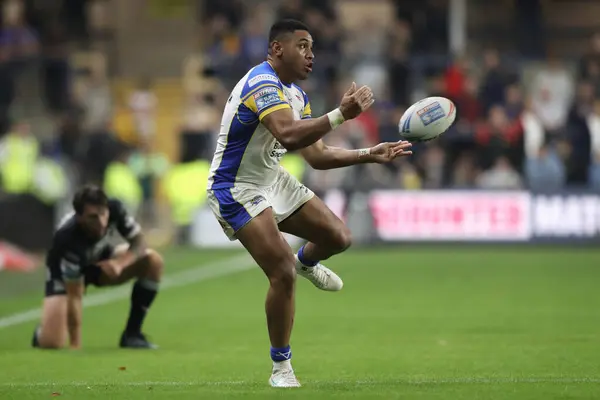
[2,377,600,388]
[0,253,255,330]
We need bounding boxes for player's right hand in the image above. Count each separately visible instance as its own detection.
[96,259,121,280]
[339,82,375,120]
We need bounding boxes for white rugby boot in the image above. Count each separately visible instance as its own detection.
[269,361,301,388]
[295,255,344,291]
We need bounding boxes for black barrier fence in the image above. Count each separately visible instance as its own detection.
[0,194,55,251]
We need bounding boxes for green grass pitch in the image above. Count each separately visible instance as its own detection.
[1,246,600,399]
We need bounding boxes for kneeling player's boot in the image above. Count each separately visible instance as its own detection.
[32,325,40,348]
[295,255,343,291]
[119,331,158,349]
[269,361,301,388]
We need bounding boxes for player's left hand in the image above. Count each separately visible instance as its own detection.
[369,141,413,163]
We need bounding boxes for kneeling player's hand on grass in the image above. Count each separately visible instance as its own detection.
[339,82,374,120]
[96,259,121,280]
[369,141,413,163]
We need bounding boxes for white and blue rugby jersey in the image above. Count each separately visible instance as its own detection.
[207,61,311,189]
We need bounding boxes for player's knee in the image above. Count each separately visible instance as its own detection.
[36,330,66,349]
[38,340,64,349]
[330,225,352,253]
[270,267,296,292]
[267,254,297,292]
[144,249,164,278]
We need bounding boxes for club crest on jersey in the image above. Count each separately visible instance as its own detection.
[248,74,279,87]
[416,102,446,126]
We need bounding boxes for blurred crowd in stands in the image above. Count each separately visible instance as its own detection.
[0,0,600,240]
[196,0,600,194]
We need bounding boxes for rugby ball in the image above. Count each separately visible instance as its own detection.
[398,96,456,142]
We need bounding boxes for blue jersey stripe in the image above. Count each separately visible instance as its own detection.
[211,117,259,189]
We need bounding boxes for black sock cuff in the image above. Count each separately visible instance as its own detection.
[135,278,159,291]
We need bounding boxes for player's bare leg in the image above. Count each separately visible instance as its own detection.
[98,246,164,349]
[34,296,68,349]
[235,208,300,387]
[278,196,349,291]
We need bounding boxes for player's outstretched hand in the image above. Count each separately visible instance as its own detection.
[369,140,413,163]
[339,82,374,120]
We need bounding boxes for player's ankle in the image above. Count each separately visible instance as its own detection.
[124,328,141,336]
[270,345,292,362]
[272,359,292,372]
[297,245,319,267]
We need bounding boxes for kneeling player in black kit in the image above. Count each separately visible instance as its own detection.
[32,185,164,349]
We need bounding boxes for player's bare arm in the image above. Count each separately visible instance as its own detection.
[300,138,413,170]
[261,82,374,151]
[65,279,84,349]
[98,233,148,277]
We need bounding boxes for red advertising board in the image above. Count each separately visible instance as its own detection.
[369,191,531,241]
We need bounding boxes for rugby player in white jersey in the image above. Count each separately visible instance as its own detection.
[206,19,413,387]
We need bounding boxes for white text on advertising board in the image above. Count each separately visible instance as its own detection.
[533,195,600,237]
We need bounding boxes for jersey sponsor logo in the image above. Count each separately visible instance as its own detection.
[248,74,279,87]
[416,102,446,126]
[254,87,282,111]
[269,141,287,160]
[253,87,278,99]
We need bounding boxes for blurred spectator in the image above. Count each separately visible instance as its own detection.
[565,81,598,185]
[514,0,545,59]
[0,121,38,195]
[476,156,523,190]
[504,83,524,121]
[0,0,38,62]
[202,0,245,30]
[419,145,445,188]
[180,92,220,162]
[378,104,405,143]
[239,7,269,70]
[530,56,574,140]
[579,32,600,96]
[479,48,508,113]
[475,105,523,171]
[79,70,112,134]
[128,140,169,225]
[387,20,411,107]
[451,75,482,130]
[525,144,566,191]
[451,152,477,188]
[277,0,304,21]
[444,55,469,100]
[39,21,71,115]
[128,77,157,142]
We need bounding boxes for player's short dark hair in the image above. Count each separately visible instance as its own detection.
[268,19,310,44]
[72,185,109,214]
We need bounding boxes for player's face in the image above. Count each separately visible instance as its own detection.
[283,31,314,80]
[77,204,109,240]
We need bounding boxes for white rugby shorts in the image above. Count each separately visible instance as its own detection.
[207,167,314,240]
